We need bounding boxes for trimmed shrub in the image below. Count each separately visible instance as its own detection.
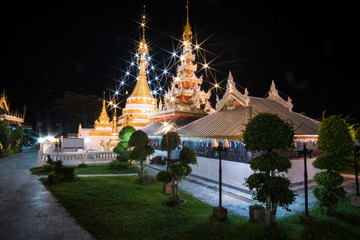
[47,165,75,185]
[108,160,130,170]
[312,115,353,215]
[42,164,54,171]
[243,112,295,225]
[150,155,167,165]
[156,170,172,184]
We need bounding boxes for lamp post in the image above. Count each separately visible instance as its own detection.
[296,141,315,220]
[212,138,229,220]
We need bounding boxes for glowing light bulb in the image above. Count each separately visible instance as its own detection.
[180,55,185,61]
[121,81,124,85]
[114,104,117,108]
[115,91,119,95]
[214,84,219,88]
[148,81,151,84]
[151,66,154,70]
[131,62,134,66]
[159,87,162,91]
[163,69,167,74]
[172,52,177,57]
[155,76,158,80]
[136,77,139,80]
[109,101,113,105]
[141,23,145,27]
[195,45,199,49]
[146,70,149,74]
[204,64,208,68]
[126,71,130,75]
[135,54,139,57]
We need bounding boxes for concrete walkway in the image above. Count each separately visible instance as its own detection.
[145,164,358,218]
[0,147,93,240]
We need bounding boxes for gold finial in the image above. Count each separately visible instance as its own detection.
[185,1,190,23]
[183,1,192,42]
[142,5,146,42]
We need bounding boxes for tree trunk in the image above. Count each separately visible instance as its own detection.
[176,179,180,201]
[265,195,272,226]
[167,150,170,171]
[271,201,277,224]
[171,177,176,198]
[140,162,144,178]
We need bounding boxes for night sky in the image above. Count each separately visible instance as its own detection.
[2,1,359,131]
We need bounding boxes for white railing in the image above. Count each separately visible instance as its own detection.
[37,150,117,166]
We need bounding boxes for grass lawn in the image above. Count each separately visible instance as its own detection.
[44,176,360,240]
[30,164,139,175]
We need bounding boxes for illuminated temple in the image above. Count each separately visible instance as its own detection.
[142,2,214,136]
[117,8,157,129]
[0,91,24,126]
[78,3,319,153]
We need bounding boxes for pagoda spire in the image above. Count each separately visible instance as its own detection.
[183,1,192,43]
[119,5,156,129]
[97,92,110,124]
[128,5,153,100]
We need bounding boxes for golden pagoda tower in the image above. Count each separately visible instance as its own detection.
[118,5,157,129]
[148,1,213,126]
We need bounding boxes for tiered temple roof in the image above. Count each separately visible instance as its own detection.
[143,2,213,135]
[175,74,319,140]
[0,91,24,125]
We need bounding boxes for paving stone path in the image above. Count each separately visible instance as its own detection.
[0,147,94,240]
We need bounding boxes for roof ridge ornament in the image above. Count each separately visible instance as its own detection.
[267,80,293,111]
[215,71,250,111]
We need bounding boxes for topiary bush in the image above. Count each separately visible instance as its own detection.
[243,112,295,225]
[47,164,75,185]
[108,160,130,170]
[312,115,353,215]
[150,155,167,165]
[113,126,136,162]
[42,164,54,171]
[161,132,181,170]
[129,130,154,181]
[156,170,172,184]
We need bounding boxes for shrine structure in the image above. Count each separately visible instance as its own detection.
[142,2,214,136]
[0,91,24,126]
[116,5,157,129]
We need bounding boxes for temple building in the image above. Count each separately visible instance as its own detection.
[170,73,320,162]
[0,91,24,126]
[116,6,157,129]
[142,2,213,136]
[78,94,119,151]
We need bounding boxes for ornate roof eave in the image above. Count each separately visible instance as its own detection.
[215,71,250,111]
[267,80,293,111]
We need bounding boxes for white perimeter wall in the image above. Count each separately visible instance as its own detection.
[152,150,321,191]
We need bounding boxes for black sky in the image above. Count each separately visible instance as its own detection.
[1,0,359,130]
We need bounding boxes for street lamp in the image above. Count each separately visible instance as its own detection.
[295,141,315,220]
[212,138,229,221]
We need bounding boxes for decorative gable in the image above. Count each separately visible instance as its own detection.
[215,71,250,111]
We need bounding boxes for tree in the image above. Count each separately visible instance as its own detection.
[244,113,295,225]
[157,146,197,204]
[128,130,154,180]
[54,91,101,132]
[312,115,353,215]
[161,131,181,170]
[113,126,136,163]
[11,126,24,153]
[0,121,10,154]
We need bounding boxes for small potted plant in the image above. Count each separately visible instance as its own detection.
[156,170,172,194]
[249,204,265,223]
